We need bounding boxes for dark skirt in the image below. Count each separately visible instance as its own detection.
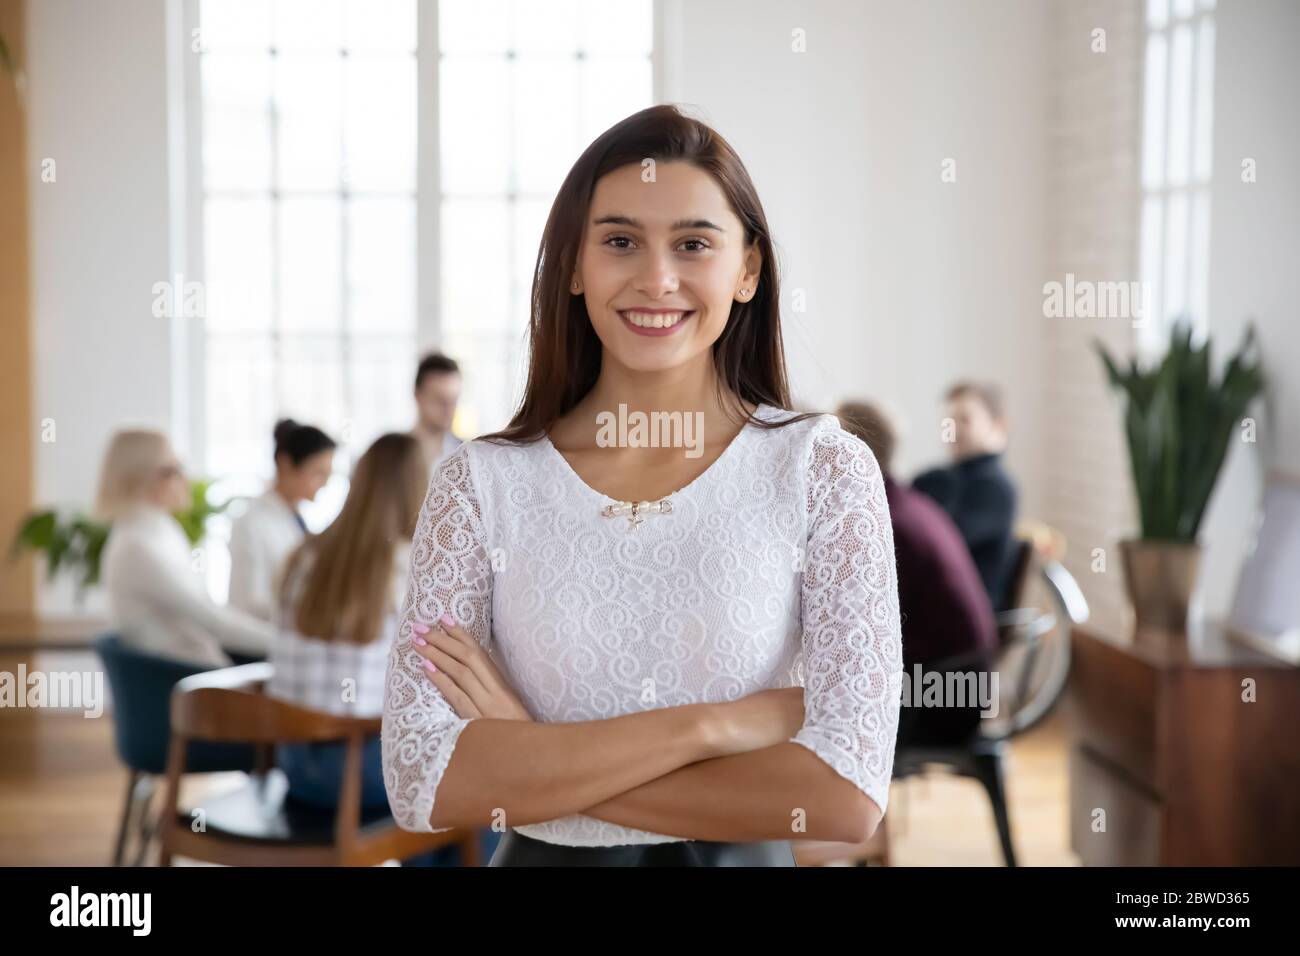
[489,829,797,867]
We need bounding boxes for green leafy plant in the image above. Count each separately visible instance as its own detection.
[1095,321,1265,542]
[11,479,230,599]
[172,478,228,545]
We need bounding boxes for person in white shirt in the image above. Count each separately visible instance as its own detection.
[410,352,464,478]
[269,432,501,865]
[382,105,903,866]
[97,430,273,668]
[228,419,336,621]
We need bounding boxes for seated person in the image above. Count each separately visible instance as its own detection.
[228,419,336,622]
[97,429,272,668]
[269,432,498,866]
[837,401,998,746]
[410,352,464,479]
[912,382,1020,612]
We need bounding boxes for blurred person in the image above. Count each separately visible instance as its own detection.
[270,432,499,866]
[913,382,1020,612]
[97,429,272,668]
[837,400,997,745]
[228,419,336,621]
[411,352,463,476]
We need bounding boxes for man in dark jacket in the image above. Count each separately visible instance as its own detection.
[913,382,1020,613]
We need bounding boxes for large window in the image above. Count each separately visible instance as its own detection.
[1138,0,1216,349]
[194,0,656,510]
[197,0,417,526]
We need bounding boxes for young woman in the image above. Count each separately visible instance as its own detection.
[228,419,336,621]
[270,432,499,866]
[98,430,272,668]
[382,105,903,866]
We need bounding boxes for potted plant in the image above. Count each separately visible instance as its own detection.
[11,478,231,608]
[1095,321,1265,631]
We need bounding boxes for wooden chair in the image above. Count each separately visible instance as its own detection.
[156,663,480,867]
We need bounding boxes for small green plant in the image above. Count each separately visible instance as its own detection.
[1095,321,1265,542]
[11,479,231,600]
[172,478,227,545]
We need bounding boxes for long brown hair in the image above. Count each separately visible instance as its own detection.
[282,432,426,645]
[481,104,821,445]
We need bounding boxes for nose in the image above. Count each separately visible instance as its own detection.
[632,247,679,299]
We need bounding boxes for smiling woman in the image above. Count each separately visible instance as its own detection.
[380,104,903,867]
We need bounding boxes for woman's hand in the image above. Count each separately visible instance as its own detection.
[410,614,534,722]
[711,687,806,757]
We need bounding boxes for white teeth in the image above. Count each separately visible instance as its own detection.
[623,311,688,329]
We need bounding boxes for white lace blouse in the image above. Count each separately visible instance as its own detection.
[381,404,903,847]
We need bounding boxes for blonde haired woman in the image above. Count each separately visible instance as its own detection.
[98,430,272,668]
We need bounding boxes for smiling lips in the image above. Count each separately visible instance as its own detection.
[618,309,694,337]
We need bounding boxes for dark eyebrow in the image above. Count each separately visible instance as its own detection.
[592,215,726,232]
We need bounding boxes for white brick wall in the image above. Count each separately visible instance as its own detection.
[1042,0,1145,637]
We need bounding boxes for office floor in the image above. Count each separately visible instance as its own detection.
[0,649,1079,866]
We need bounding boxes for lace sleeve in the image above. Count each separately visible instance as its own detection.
[382,445,493,832]
[791,419,903,816]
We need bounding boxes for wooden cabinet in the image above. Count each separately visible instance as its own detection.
[1066,620,1300,865]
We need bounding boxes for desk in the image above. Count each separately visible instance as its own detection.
[1065,618,1300,865]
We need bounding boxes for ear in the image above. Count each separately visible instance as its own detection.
[736,243,763,301]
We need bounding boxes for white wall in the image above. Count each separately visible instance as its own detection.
[26,0,179,616]
[1199,0,1300,616]
[670,0,1050,516]
[1040,0,1144,638]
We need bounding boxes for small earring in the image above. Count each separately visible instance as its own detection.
[739,288,750,298]
[571,281,581,293]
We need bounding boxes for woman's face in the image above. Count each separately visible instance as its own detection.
[279,449,335,504]
[148,445,191,512]
[573,161,762,375]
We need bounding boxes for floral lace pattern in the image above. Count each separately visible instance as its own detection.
[382,405,903,846]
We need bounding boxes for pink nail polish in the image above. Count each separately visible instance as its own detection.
[439,613,455,628]
[413,636,427,646]
[423,660,437,674]
[412,622,430,634]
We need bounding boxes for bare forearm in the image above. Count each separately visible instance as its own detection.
[429,703,725,830]
[579,742,880,844]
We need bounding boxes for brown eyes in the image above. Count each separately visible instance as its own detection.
[602,235,711,253]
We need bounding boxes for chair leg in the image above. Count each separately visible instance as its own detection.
[131,776,159,867]
[971,749,1017,867]
[112,770,141,867]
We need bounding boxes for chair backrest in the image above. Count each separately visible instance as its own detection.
[169,665,381,747]
[93,632,222,773]
[159,666,415,866]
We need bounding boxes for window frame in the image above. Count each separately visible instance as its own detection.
[1137,0,1217,355]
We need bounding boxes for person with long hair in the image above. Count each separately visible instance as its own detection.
[97,430,272,667]
[382,105,902,866]
[228,419,336,621]
[270,432,499,866]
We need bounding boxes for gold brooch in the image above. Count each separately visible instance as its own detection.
[600,497,673,531]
